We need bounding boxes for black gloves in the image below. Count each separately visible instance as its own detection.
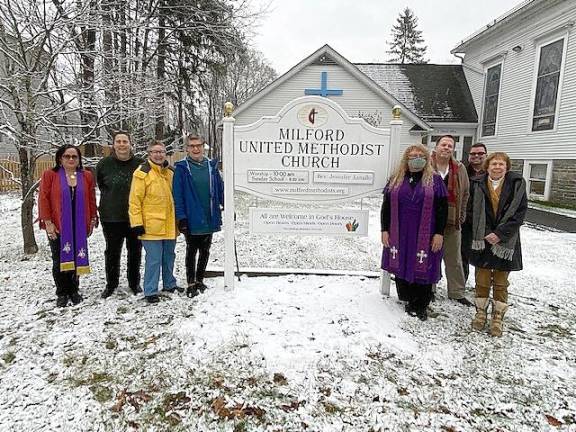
[178,219,189,235]
[132,225,145,236]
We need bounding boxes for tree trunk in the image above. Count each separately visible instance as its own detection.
[21,194,38,255]
[19,148,38,254]
[80,0,99,157]
[155,0,166,140]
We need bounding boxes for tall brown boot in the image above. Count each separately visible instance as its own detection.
[490,301,509,337]
[471,297,490,331]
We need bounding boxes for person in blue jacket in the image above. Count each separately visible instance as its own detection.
[173,135,224,298]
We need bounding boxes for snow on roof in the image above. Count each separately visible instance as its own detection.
[356,63,478,123]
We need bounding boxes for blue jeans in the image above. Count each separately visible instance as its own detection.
[142,240,177,297]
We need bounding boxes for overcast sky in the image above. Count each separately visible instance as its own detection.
[250,0,524,74]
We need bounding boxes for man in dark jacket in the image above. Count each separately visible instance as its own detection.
[461,142,487,284]
[172,135,224,298]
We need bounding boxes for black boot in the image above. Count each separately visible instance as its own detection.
[196,281,208,293]
[101,286,115,299]
[186,283,200,298]
[405,302,417,316]
[56,296,68,308]
[70,292,83,305]
[416,308,428,321]
[130,285,142,295]
[146,295,160,304]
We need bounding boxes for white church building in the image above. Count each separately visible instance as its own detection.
[452,0,576,204]
[233,0,576,206]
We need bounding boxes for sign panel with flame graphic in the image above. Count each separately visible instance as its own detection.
[234,96,391,203]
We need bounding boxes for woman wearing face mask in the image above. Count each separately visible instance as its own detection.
[381,144,448,320]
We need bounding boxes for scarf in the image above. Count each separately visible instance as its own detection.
[433,155,460,227]
[472,176,526,261]
[388,177,435,277]
[58,168,90,274]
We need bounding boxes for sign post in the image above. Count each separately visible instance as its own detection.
[222,102,235,290]
[380,105,403,297]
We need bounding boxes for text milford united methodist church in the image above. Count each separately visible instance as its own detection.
[232,0,576,206]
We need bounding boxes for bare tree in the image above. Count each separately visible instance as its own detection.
[0,0,270,253]
[204,48,277,160]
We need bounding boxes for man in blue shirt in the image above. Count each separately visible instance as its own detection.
[173,135,224,297]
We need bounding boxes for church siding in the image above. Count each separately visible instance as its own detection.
[456,0,576,161]
[235,64,421,152]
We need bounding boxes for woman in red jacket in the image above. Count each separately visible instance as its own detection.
[38,145,98,307]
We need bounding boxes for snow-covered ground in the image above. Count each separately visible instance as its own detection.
[0,192,575,431]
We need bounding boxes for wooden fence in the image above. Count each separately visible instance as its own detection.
[0,151,188,193]
[0,154,53,193]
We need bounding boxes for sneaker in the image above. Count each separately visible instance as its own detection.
[163,286,183,294]
[56,295,68,308]
[186,284,200,298]
[130,285,143,295]
[196,282,208,293]
[100,287,115,299]
[70,292,83,305]
[454,297,474,307]
[146,295,160,304]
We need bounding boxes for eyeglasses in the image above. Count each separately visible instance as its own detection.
[149,150,166,155]
[187,144,204,149]
[469,152,486,157]
[62,155,79,160]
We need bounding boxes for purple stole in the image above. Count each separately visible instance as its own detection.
[58,169,90,274]
[388,178,434,279]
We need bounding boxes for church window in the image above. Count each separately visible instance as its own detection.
[481,64,502,137]
[532,38,564,131]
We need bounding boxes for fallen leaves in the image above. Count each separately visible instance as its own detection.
[273,372,287,385]
[210,397,266,420]
[112,389,152,413]
[280,399,305,412]
[545,414,563,427]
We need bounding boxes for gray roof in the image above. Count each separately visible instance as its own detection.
[355,63,478,124]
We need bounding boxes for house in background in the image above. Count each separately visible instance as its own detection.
[452,0,576,204]
[232,44,477,163]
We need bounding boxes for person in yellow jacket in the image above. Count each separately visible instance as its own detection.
[129,141,179,303]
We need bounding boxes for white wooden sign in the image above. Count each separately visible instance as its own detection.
[249,208,369,236]
[234,96,391,203]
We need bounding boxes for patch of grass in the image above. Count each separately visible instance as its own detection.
[35,310,49,320]
[234,420,248,432]
[323,401,343,414]
[105,338,118,350]
[537,324,573,337]
[529,199,576,211]
[70,371,113,388]
[116,306,129,315]
[91,384,114,403]
[2,351,15,364]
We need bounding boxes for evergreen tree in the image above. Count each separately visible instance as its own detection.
[387,7,428,64]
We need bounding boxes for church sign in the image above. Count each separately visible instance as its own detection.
[234,96,391,203]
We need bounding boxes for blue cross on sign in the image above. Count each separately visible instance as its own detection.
[304,71,343,97]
